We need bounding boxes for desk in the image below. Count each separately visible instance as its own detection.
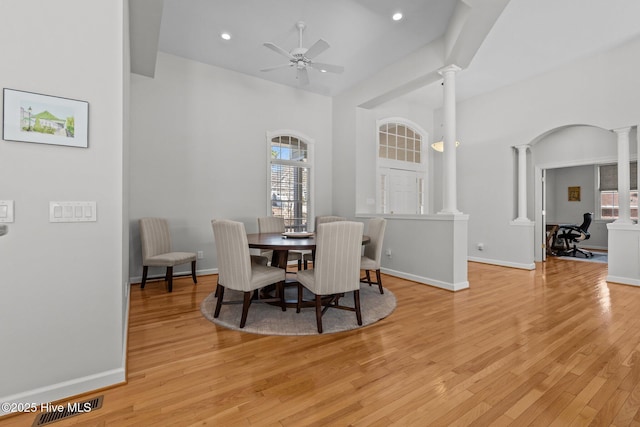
[546,224,559,256]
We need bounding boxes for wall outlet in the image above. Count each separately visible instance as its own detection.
[197,251,204,259]
[385,249,392,258]
[477,243,484,251]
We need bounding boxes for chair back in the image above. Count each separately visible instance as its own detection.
[579,212,593,232]
[140,217,172,262]
[315,215,346,231]
[258,216,285,233]
[211,220,252,291]
[363,218,387,268]
[314,221,364,294]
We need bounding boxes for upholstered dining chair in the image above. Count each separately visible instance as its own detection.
[212,219,286,328]
[360,217,387,294]
[303,215,347,269]
[139,217,197,293]
[296,221,364,333]
[257,216,303,270]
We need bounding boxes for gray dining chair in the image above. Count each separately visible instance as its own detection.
[257,216,303,270]
[360,217,387,294]
[212,219,286,328]
[303,215,347,269]
[296,221,364,333]
[139,217,197,292]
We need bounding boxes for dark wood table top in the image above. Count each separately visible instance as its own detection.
[247,232,370,250]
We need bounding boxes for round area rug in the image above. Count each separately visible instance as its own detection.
[200,284,396,335]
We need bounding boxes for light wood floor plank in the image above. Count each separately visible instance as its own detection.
[7,258,640,426]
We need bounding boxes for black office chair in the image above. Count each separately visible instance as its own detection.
[554,212,593,258]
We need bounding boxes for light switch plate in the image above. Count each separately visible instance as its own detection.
[49,201,97,222]
[0,200,14,223]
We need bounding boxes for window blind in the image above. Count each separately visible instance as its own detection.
[599,162,637,191]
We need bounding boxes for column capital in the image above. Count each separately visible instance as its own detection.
[513,144,530,152]
[438,64,462,76]
[613,126,631,135]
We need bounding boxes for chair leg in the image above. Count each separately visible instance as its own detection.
[297,283,303,313]
[214,285,225,318]
[376,269,384,294]
[166,266,173,292]
[279,281,286,312]
[214,281,220,298]
[354,290,362,326]
[298,259,302,271]
[240,291,252,328]
[191,260,197,284]
[365,270,372,286]
[315,294,323,334]
[141,266,148,289]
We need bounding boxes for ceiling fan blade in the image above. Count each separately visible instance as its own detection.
[297,67,310,86]
[304,39,330,59]
[263,42,294,60]
[260,63,292,72]
[309,62,344,74]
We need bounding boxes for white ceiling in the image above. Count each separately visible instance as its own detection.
[157,0,457,96]
[134,0,640,104]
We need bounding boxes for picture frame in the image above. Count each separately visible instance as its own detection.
[2,88,89,148]
[568,186,581,202]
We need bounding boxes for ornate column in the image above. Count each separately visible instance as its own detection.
[438,64,462,214]
[614,127,632,224]
[514,145,531,222]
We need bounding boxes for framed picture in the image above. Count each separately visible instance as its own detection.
[568,186,581,201]
[3,88,88,148]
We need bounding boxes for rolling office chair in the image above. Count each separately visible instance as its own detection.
[554,212,593,258]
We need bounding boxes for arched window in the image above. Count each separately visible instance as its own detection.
[377,118,427,214]
[266,130,314,231]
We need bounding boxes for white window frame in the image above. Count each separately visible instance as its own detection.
[596,163,638,220]
[266,130,315,230]
[375,117,428,214]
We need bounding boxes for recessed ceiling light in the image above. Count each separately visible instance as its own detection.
[320,69,327,73]
[392,12,403,21]
[220,32,231,41]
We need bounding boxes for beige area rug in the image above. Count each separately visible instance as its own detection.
[200,284,396,335]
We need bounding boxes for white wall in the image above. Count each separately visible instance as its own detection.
[355,99,434,215]
[0,1,126,411]
[129,53,332,279]
[457,36,640,267]
[546,166,608,250]
[335,40,470,290]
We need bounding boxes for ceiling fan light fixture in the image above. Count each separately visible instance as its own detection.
[220,32,231,41]
[260,21,344,85]
[392,12,403,21]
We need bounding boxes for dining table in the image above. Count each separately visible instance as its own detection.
[246,231,371,307]
[247,232,370,269]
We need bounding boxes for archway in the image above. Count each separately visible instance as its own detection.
[529,124,619,262]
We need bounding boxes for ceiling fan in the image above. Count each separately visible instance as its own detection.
[260,21,344,85]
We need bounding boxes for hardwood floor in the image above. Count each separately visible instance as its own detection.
[6,258,640,426]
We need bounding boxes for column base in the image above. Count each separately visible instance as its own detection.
[438,209,462,215]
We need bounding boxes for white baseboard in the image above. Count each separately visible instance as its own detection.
[0,368,125,417]
[468,256,536,270]
[607,275,640,287]
[381,268,469,291]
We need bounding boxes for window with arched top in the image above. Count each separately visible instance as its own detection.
[266,131,314,231]
[377,118,427,214]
